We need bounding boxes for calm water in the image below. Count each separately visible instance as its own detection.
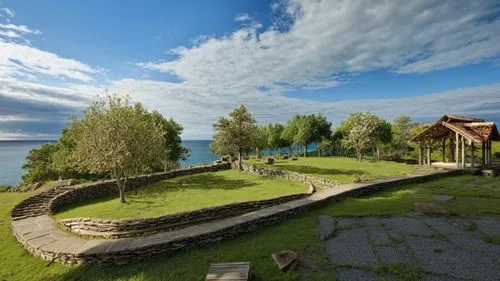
[0,140,219,186]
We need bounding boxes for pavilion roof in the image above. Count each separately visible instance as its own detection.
[411,115,500,143]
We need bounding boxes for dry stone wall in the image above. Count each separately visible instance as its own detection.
[58,193,309,238]
[48,162,231,215]
[236,162,342,189]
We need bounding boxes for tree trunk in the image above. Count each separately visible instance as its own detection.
[377,146,380,161]
[317,142,321,157]
[304,143,307,157]
[237,150,242,170]
[256,147,260,159]
[117,179,127,203]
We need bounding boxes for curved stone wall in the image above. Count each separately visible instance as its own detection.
[48,162,231,215]
[237,162,342,189]
[10,169,463,266]
[57,193,309,238]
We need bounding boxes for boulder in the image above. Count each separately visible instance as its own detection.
[307,184,315,195]
[271,250,298,271]
[282,155,290,160]
[291,157,298,161]
[413,202,449,216]
[265,157,275,165]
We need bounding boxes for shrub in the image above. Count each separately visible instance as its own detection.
[0,185,14,192]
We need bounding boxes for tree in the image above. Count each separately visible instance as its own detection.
[254,125,269,159]
[21,143,60,184]
[282,116,300,154]
[373,118,392,160]
[266,123,287,152]
[69,94,166,203]
[392,116,414,153]
[341,112,379,161]
[211,105,257,170]
[311,114,332,157]
[149,111,190,171]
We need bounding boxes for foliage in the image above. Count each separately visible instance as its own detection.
[266,123,290,152]
[372,118,392,160]
[392,116,414,152]
[253,125,269,158]
[54,169,306,219]
[340,112,380,161]
[149,111,190,171]
[21,143,61,184]
[69,94,166,203]
[211,105,257,170]
[281,114,331,157]
[0,185,14,192]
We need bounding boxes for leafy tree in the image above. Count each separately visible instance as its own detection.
[282,116,300,154]
[311,114,332,157]
[253,125,269,159]
[69,94,166,203]
[373,118,392,160]
[266,123,287,152]
[21,143,60,183]
[211,105,257,170]
[391,116,414,153]
[149,111,190,171]
[341,112,379,161]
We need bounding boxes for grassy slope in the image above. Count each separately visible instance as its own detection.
[246,156,417,183]
[1,174,499,280]
[54,169,307,219]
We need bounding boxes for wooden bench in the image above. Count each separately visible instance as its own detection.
[205,262,251,281]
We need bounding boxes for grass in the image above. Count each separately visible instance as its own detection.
[323,174,500,217]
[1,173,499,280]
[54,169,307,219]
[246,156,418,183]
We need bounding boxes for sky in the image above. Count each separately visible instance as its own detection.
[0,0,500,140]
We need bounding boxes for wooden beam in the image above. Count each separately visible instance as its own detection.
[461,136,465,168]
[456,132,459,168]
[471,142,475,168]
[488,140,492,165]
[442,138,446,162]
[418,142,423,165]
[482,141,486,166]
[427,143,432,165]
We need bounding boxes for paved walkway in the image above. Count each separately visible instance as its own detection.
[319,215,500,281]
[11,169,455,265]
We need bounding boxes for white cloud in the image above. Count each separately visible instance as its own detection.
[235,13,252,22]
[0,7,14,18]
[0,115,40,122]
[0,23,41,35]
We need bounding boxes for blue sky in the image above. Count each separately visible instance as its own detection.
[0,0,500,140]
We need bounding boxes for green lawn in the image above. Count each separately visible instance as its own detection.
[1,174,499,280]
[54,169,307,219]
[246,156,418,183]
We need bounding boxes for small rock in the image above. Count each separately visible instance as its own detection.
[433,195,455,202]
[282,155,290,160]
[265,157,275,165]
[291,157,298,161]
[307,184,315,194]
[413,202,449,216]
[271,250,298,271]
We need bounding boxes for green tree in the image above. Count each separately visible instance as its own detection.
[341,112,379,161]
[211,105,257,170]
[69,94,166,203]
[282,116,300,154]
[373,118,392,160]
[391,116,414,153]
[149,111,190,171]
[311,114,332,157]
[254,125,269,159]
[266,123,287,152]
[21,142,60,184]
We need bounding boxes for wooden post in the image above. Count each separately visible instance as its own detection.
[482,141,486,166]
[449,137,455,162]
[488,140,492,165]
[418,142,423,165]
[427,142,432,165]
[442,138,446,162]
[461,136,466,168]
[455,132,459,168]
[471,142,475,168]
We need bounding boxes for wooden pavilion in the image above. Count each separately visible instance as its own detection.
[411,115,499,168]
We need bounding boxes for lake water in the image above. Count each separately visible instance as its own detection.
[0,140,219,186]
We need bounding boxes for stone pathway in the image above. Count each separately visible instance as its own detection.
[318,215,500,281]
[11,169,456,266]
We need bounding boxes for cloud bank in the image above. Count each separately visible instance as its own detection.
[1,0,500,140]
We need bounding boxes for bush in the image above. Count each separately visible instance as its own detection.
[495,152,500,159]
[0,185,14,192]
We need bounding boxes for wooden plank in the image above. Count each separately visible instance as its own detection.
[206,262,250,281]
